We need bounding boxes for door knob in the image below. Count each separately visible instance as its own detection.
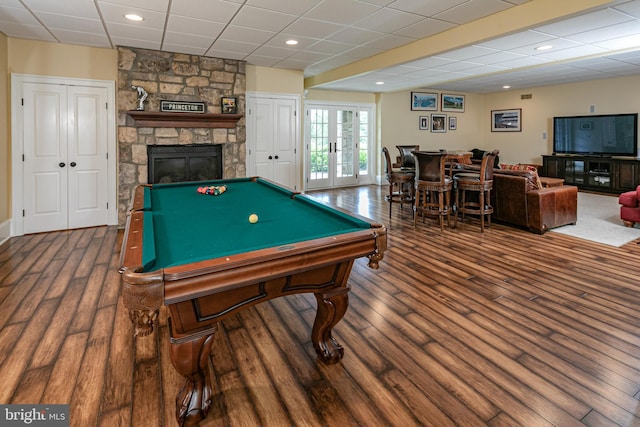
[59,162,66,167]
[268,155,273,159]
[70,162,77,167]
[274,155,279,159]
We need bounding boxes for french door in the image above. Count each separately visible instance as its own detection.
[305,103,374,190]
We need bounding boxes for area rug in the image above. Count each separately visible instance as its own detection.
[550,192,640,247]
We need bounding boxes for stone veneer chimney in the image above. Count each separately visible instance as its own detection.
[116,46,246,226]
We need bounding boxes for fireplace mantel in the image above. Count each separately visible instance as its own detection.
[127,111,242,128]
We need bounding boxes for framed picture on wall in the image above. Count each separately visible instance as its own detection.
[431,114,447,133]
[411,92,438,111]
[441,94,465,112]
[491,108,521,132]
[449,116,457,130]
[419,115,429,130]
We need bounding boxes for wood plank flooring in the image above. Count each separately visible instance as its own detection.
[1,185,640,426]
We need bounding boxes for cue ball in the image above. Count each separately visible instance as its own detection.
[249,213,259,224]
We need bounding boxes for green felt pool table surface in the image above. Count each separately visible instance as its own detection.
[140,177,372,270]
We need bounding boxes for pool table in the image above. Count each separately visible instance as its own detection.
[118,177,386,427]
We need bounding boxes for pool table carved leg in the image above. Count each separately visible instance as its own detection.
[170,329,216,427]
[312,286,349,364]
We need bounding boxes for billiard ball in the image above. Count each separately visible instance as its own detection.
[249,213,259,224]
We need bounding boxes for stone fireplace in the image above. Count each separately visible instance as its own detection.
[117,46,246,225]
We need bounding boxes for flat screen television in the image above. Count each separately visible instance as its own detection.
[553,113,638,157]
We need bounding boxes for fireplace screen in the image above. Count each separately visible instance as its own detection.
[148,144,222,184]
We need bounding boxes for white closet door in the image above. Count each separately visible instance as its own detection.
[67,85,109,228]
[23,83,68,234]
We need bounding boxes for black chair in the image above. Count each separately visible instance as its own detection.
[454,149,500,232]
[412,150,452,231]
[382,147,415,221]
[396,145,420,169]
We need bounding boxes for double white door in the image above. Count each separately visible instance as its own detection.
[22,82,109,234]
[247,95,298,190]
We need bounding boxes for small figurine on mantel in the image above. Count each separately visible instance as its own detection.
[131,85,148,111]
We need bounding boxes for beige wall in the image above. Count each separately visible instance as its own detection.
[378,75,640,169]
[246,65,303,94]
[482,75,640,165]
[0,33,8,223]
[379,90,484,156]
[8,39,117,80]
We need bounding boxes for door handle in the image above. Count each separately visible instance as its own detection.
[59,162,66,167]
[70,162,77,167]
[268,155,273,159]
[274,155,279,159]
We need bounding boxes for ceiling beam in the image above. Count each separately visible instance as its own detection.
[304,0,615,89]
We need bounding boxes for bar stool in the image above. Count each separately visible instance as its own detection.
[413,150,452,231]
[454,149,499,232]
[396,145,420,168]
[382,147,415,221]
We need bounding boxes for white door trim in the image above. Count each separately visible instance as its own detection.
[11,73,117,236]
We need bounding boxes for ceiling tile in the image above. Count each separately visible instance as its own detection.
[393,17,455,39]
[352,8,423,33]
[433,0,514,25]
[220,25,276,45]
[98,2,166,28]
[99,0,169,13]
[168,0,240,22]
[165,15,226,38]
[33,13,104,34]
[245,0,319,15]
[210,39,260,55]
[230,5,297,32]
[303,0,380,25]
[24,0,100,18]
[163,32,216,49]
[283,17,345,39]
[387,0,469,17]
[534,9,633,37]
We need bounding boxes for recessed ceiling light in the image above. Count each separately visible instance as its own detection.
[285,39,298,46]
[535,45,553,51]
[503,85,511,89]
[376,81,384,85]
[124,14,144,21]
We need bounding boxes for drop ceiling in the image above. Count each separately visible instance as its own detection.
[0,0,639,93]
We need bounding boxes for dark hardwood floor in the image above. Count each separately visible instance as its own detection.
[1,185,640,426]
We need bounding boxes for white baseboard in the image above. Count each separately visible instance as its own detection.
[0,219,11,247]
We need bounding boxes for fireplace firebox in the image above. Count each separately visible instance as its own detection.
[147,144,222,184]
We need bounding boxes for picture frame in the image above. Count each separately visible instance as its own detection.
[441,94,465,112]
[449,116,457,130]
[491,108,521,132]
[431,114,447,133]
[411,92,438,111]
[419,115,429,130]
[221,96,237,114]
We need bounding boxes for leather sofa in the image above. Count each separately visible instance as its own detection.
[456,166,578,234]
[618,185,640,227]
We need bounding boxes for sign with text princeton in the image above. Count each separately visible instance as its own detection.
[1,404,69,426]
[160,100,206,113]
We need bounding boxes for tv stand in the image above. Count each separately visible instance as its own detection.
[542,155,640,193]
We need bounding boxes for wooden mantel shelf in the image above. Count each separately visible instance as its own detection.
[127,111,242,128]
